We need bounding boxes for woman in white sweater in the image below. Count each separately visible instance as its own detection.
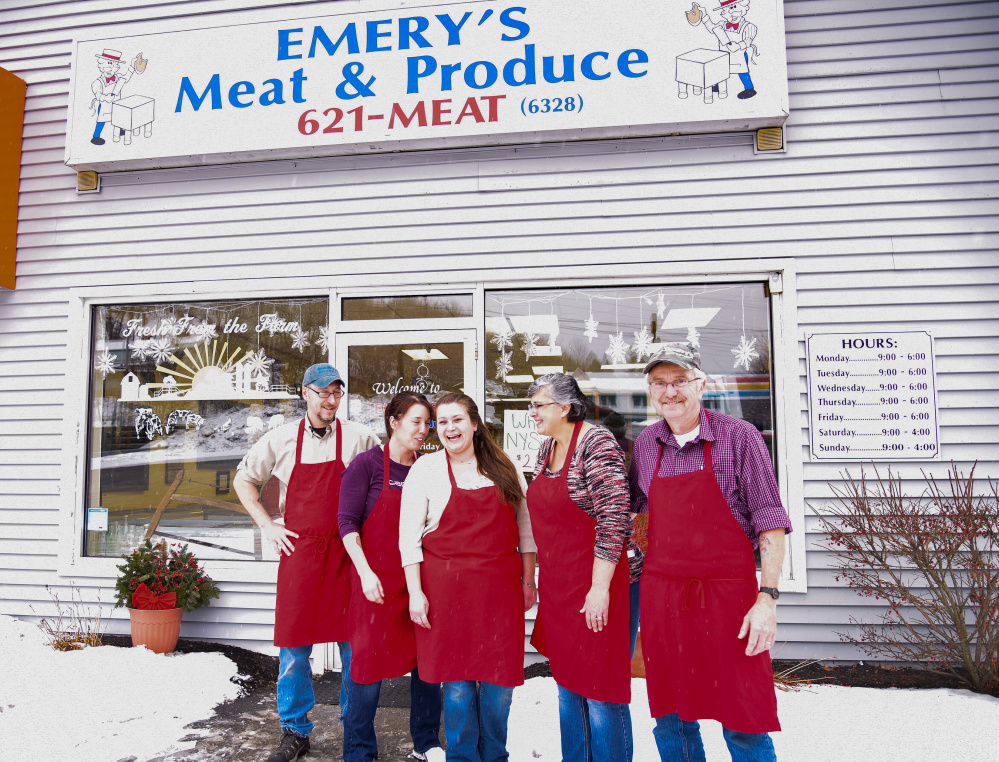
[400,392,537,762]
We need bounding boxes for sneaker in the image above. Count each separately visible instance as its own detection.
[410,748,446,761]
[267,729,310,762]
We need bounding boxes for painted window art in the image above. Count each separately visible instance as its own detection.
[85,297,329,559]
[485,282,774,474]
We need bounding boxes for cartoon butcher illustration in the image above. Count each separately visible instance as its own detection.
[687,0,760,99]
[90,48,147,144]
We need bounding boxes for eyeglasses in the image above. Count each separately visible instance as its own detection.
[649,378,699,391]
[527,402,560,412]
[306,386,344,400]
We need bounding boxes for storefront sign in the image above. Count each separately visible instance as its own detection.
[66,0,789,172]
[807,332,940,461]
[504,409,542,471]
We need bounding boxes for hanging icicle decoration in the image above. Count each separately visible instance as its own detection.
[631,295,654,361]
[495,350,513,381]
[583,295,599,343]
[521,331,539,360]
[731,289,760,371]
[605,298,630,364]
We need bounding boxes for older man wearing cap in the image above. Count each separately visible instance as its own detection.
[629,343,792,762]
[235,363,380,762]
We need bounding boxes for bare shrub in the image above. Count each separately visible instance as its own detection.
[815,463,999,694]
[32,585,108,651]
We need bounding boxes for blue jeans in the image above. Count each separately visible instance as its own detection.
[277,642,349,737]
[558,684,633,761]
[629,578,641,659]
[653,714,776,762]
[342,656,443,762]
[442,680,514,762]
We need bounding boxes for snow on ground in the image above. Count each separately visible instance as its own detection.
[509,676,999,761]
[0,615,240,761]
[3,611,999,761]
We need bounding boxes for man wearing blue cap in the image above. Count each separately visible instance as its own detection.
[236,363,380,762]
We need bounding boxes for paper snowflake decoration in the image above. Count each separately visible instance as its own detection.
[317,326,330,354]
[495,350,513,381]
[148,337,176,364]
[605,332,630,365]
[129,339,150,360]
[583,317,599,343]
[159,316,180,335]
[290,328,310,353]
[732,335,760,371]
[631,326,655,362]
[244,350,274,375]
[490,328,514,351]
[686,326,701,349]
[521,331,539,360]
[94,350,118,378]
[190,321,218,344]
[656,293,667,321]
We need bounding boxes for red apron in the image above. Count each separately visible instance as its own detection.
[273,418,352,648]
[641,417,780,732]
[415,456,525,687]
[347,445,418,684]
[526,422,631,704]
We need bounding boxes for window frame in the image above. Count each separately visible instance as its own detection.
[61,260,804,591]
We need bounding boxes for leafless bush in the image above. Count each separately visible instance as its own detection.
[32,585,108,651]
[815,463,999,694]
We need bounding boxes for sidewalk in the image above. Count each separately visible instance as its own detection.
[170,688,424,761]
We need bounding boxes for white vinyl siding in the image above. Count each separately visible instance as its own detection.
[2,0,997,661]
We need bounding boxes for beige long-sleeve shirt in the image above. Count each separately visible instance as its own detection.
[399,448,536,567]
[236,417,380,514]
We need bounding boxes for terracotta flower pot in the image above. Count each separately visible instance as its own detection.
[128,607,183,654]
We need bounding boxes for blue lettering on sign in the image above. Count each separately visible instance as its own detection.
[500,7,530,41]
[436,11,473,45]
[175,69,307,111]
[581,51,610,80]
[399,16,433,49]
[309,24,361,58]
[175,74,221,111]
[277,28,303,60]
[618,49,649,78]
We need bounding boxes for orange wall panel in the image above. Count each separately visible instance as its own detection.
[0,67,27,290]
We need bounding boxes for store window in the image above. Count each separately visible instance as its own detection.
[485,283,774,473]
[85,296,328,560]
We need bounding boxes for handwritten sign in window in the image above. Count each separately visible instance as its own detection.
[503,410,544,472]
[807,331,939,461]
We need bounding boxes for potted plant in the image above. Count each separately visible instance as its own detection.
[113,540,221,653]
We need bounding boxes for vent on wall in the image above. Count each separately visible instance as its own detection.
[755,127,784,153]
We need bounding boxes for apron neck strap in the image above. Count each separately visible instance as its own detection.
[295,418,306,465]
[547,420,584,483]
[702,409,713,472]
[445,453,458,489]
[334,418,342,462]
[382,443,392,492]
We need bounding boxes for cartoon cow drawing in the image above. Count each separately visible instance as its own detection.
[135,408,164,441]
[165,409,205,434]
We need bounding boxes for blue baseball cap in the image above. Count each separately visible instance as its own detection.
[302,363,343,388]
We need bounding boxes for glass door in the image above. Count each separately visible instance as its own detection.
[335,329,478,447]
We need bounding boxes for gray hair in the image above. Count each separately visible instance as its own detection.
[527,373,588,422]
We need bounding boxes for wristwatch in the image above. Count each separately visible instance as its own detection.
[759,587,780,600]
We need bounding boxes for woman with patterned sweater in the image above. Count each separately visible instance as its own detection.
[526,373,642,762]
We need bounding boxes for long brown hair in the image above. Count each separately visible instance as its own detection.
[435,392,524,508]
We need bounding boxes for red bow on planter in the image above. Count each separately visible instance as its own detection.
[133,583,177,610]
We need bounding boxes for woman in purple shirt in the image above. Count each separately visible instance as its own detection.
[338,392,444,762]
